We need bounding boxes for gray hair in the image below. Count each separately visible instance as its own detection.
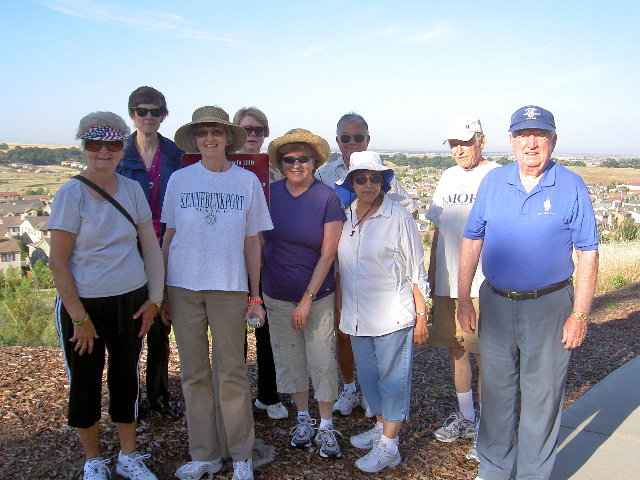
[75,111,131,147]
[233,106,270,137]
[336,112,369,135]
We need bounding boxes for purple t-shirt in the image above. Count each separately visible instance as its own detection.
[262,179,346,302]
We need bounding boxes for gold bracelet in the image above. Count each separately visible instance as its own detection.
[571,312,588,321]
[72,313,89,326]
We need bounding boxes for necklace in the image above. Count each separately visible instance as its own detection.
[350,196,380,237]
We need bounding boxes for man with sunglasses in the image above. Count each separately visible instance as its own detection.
[458,106,598,480]
[426,116,499,462]
[315,112,418,418]
[117,86,184,421]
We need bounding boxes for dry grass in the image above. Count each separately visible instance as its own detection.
[567,166,640,185]
[592,241,640,294]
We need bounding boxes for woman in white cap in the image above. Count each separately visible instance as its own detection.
[163,106,273,480]
[49,111,164,480]
[334,151,429,473]
[262,129,345,459]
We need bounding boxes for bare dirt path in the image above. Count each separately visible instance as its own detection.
[1,283,639,480]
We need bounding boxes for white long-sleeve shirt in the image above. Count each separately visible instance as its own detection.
[338,195,429,337]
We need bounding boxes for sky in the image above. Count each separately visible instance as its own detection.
[1,0,640,155]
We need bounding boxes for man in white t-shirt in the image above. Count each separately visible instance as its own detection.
[426,116,500,462]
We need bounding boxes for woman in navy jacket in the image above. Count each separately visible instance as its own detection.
[116,86,183,421]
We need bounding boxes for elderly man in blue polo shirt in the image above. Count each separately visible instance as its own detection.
[457,105,599,480]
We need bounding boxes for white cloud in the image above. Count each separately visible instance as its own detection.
[401,22,450,43]
[36,0,244,43]
[291,45,327,57]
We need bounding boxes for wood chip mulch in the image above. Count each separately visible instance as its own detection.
[1,283,639,480]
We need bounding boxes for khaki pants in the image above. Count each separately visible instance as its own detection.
[429,296,480,354]
[169,287,254,462]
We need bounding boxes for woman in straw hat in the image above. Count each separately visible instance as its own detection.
[162,106,273,480]
[262,129,346,459]
[232,107,289,421]
[49,111,164,480]
[334,151,429,473]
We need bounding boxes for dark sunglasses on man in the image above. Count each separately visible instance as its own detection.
[84,140,124,152]
[340,134,366,144]
[131,107,164,118]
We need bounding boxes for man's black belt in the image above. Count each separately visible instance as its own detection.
[489,278,572,301]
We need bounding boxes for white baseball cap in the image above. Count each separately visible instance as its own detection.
[444,115,483,144]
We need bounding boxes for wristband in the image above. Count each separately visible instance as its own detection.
[305,289,316,299]
[72,313,89,326]
[248,297,263,304]
[417,311,427,317]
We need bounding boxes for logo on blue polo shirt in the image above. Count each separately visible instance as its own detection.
[538,196,555,215]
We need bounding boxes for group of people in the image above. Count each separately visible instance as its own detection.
[50,84,598,480]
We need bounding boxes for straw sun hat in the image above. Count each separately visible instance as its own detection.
[174,106,248,154]
[267,128,331,171]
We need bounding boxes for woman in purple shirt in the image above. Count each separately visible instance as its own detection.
[262,129,345,459]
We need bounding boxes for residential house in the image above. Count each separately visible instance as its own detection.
[28,238,51,266]
[0,191,19,201]
[0,216,24,237]
[0,238,23,272]
[20,217,49,245]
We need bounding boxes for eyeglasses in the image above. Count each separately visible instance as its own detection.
[353,174,383,185]
[242,126,266,136]
[84,140,124,152]
[131,107,164,118]
[340,134,366,144]
[281,156,313,164]
[195,127,226,138]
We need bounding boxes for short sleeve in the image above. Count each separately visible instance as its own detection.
[463,176,489,240]
[161,174,176,228]
[324,190,347,224]
[570,184,599,250]
[48,182,81,234]
[245,175,273,237]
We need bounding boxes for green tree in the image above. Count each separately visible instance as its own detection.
[32,259,54,289]
[0,143,9,150]
[0,276,51,346]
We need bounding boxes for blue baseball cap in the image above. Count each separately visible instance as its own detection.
[508,105,555,132]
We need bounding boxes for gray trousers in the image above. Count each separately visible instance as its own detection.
[477,280,573,480]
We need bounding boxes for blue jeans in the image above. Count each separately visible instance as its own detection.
[351,326,414,423]
[477,280,573,480]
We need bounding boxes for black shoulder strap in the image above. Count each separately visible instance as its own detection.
[73,175,136,228]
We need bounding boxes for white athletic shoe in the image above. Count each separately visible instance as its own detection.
[254,399,289,419]
[332,388,360,415]
[355,440,401,473]
[350,424,383,449]
[175,459,222,480]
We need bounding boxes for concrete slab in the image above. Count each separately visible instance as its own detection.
[551,427,640,480]
[550,356,640,479]
[561,355,640,439]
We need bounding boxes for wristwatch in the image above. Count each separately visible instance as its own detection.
[571,312,588,321]
[153,300,162,308]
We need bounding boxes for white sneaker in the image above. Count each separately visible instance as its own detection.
[175,459,222,480]
[355,440,401,473]
[83,457,110,480]
[254,399,289,419]
[350,424,383,449]
[314,425,342,458]
[232,458,253,480]
[466,430,479,462]
[332,387,360,415]
[116,452,157,480]
[433,411,477,442]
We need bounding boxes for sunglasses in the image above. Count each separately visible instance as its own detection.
[84,139,124,152]
[281,156,313,164]
[353,174,383,185]
[195,127,226,138]
[243,126,266,136]
[340,134,366,144]
[131,107,164,118]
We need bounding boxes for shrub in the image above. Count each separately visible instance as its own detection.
[610,275,629,289]
[0,276,53,346]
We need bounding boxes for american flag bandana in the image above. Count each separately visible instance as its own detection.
[80,126,126,141]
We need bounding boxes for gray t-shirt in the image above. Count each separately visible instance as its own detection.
[48,175,152,298]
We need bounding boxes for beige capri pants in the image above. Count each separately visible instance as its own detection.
[263,292,339,403]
